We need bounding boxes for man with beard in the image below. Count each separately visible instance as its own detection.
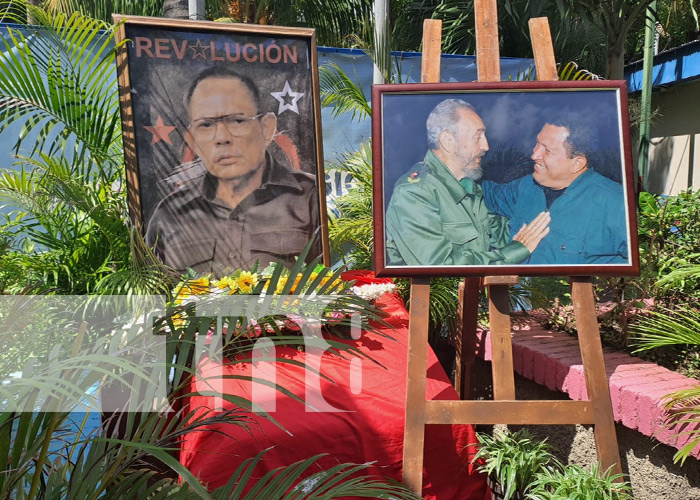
[384,98,550,266]
[481,118,628,264]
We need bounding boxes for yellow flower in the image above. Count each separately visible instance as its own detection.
[172,275,211,305]
[170,313,185,329]
[235,271,258,294]
[186,276,210,295]
[215,275,239,294]
[274,275,288,294]
[320,276,343,289]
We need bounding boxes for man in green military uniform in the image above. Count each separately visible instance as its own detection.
[385,99,550,266]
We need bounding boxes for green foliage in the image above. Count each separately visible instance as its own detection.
[472,429,560,500]
[526,463,632,500]
[327,141,373,269]
[629,191,700,460]
[0,308,421,499]
[36,0,164,21]
[637,190,700,301]
[319,62,371,123]
[0,1,142,294]
[626,0,700,64]
[231,0,374,47]
[213,450,418,499]
[632,304,700,463]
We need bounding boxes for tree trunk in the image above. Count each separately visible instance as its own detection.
[163,0,189,19]
[606,32,627,80]
[26,0,39,23]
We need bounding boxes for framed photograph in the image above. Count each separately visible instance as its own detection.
[372,81,639,278]
[114,15,328,276]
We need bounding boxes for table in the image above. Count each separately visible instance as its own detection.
[179,272,489,499]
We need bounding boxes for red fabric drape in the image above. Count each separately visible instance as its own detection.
[179,271,488,499]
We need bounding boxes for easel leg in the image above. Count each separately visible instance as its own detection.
[488,283,516,400]
[571,277,623,476]
[456,277,481,399]
[402,278,431,493]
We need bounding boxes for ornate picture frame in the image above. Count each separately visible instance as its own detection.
[114,15,329,275]
[372,81,639,278]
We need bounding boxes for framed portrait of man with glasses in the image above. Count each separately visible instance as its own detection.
[114,16,328,276]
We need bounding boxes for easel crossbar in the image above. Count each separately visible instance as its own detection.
[424,400,594,425]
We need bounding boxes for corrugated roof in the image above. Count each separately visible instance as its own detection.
[625,38,700,92]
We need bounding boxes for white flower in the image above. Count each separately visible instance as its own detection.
[350,283,396,301]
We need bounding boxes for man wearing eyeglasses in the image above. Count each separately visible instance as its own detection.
[145,67,319,276]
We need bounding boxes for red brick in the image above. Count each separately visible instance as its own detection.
[532,343,579,385]
[475,316,699,456]
[636,382,696,437]
[520,344,537,380]
[562,365,587,400]
[512,343,524,373]
[621,378,696,432]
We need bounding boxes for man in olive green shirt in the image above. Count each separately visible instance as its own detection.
[385,99,550,266]
[145,67,319,276]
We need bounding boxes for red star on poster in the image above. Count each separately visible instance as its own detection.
[143,116,176,145]
[190,39,209,59]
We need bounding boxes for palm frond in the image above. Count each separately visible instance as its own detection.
[326,140,373,191]
[212,449,419,500]
[319,61,371,123]
[631,306,700,352]
[659,385,700,465]
[656,265,700,291]
[558,61,600,81]
[0,2,122,168]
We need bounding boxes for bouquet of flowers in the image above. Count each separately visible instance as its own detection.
[165,260,395,360]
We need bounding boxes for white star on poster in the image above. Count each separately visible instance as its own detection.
[270,80,304,115]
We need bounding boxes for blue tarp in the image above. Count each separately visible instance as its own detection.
[625,39,700,92]
[0,23,534,210]
[0,23,533,169]
[318,46,534,165]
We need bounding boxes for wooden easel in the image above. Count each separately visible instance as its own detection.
[401,4,622,495]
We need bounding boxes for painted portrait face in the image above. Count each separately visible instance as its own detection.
[449,108,489,180]
[531,124,586,189]
[185,76,276,182]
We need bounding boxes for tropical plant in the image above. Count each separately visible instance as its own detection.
[213,0,375,47]
[566,0,699,79]
[636,190,700,302]
[0,2,135,294]
[42,0,164,20]
[525,462,632,500]
[471,428,560,500]
[632,298,700,464]
[0,2,425,497]
[0,289,420,499]
[629,188,700,461]
[326,141,373,269]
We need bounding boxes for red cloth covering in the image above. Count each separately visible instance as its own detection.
[179,271,488,499]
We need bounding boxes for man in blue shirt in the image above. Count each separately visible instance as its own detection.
[481,117,629,265]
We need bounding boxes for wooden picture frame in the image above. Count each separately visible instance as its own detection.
[372,81,639,278]
[113,15,329,275]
